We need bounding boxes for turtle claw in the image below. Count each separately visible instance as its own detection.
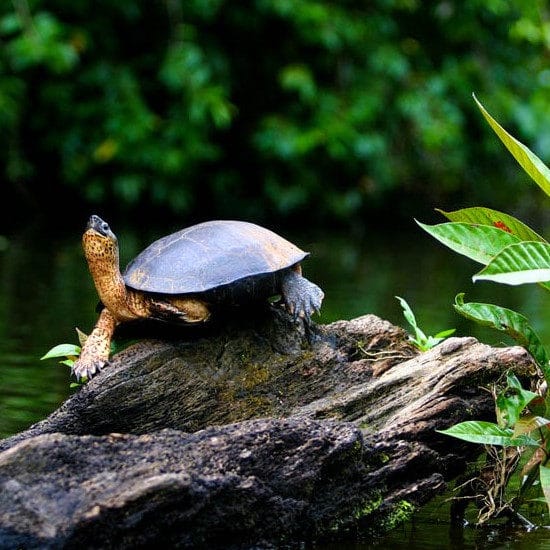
[281,271,324,325]
[72,358,107,381]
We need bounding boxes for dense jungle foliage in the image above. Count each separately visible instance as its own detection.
[1,0,548,227]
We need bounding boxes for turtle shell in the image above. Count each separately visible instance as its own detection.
[123,220,308,294]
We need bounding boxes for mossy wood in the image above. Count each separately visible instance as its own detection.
[0,310,536,548]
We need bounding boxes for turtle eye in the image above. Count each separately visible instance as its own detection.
[101,222,110,233]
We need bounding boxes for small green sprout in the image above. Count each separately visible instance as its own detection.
[396,296,455,351]
[41,328,87,386]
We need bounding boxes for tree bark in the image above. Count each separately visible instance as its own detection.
[0,308,537,548]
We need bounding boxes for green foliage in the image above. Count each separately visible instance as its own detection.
[437,207,545,242]
[41,336,85,386]
[421,96,550,524]
[438,371,550,518]
[419,96,550,377]
[473,241,550,286]
[41,342,80,365]
[416,220,522,265]
[438,420,539,447]
[0,1,548,221]
[438,373,540,447]
[395,296,455,351]
[540,464,550,516]
[453,293,550,379]
[473,94,550,196]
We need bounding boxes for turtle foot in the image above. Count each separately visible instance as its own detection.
[281,271,324,324]
[72,358,108,381]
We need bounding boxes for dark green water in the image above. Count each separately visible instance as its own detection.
[1,217,550,546]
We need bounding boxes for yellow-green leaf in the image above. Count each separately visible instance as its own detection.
[437,207,546,243]
[540,464,550,516]
[416,220,521,265]
[513,415,550,437]
[41,343,81,360]
[474,94,550,197]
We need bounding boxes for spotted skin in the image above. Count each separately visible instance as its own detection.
[73,215,324,380]
[74,308,116,379]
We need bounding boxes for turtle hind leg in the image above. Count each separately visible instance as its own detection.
[148,297,211,324]
[72,308,117,381]
[281,269,324,325]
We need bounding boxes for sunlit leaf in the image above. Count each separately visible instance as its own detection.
[453,294,550,378]
[513,415,550,437]
[474,94,550,197]
[433,328,456,339]
[540,464,550,515]
[41,343,81,360]
[395,296,420,332]
[416,220,521,265]
[436,207,546,243]
[438,420,539,447]
[520,446,545,479]
[473,241,550,287]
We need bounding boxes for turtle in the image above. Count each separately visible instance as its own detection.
[72,215,324,380]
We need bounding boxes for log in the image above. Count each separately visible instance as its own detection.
[0,308,537,548]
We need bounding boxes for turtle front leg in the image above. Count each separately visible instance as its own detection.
[281,269,324,324]
[72,308,117,381]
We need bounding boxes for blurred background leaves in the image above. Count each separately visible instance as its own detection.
[1,0,548,229]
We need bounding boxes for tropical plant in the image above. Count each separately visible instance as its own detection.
[395,295,455,351]
[419,95,550,524]
[41,329,86,386]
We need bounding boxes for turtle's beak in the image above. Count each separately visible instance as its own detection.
[88,215,104,231]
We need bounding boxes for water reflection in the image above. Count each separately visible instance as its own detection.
[320,495,550,549]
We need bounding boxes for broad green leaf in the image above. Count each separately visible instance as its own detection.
[41,343,81,360]
[540,464,550,515]
[454,294,550,378]
[438,420,539,447]
[416,220,521,265]
[474,94,550,197]
[496,372,538,428]
[437,207,546,243]
[513,415,550,437]
[473,241,550,287]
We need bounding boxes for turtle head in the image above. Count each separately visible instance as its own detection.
[86,215,117,242]
[83,215,119,270]
[83,215,128,312]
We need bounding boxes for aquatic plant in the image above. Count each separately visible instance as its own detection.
[419,95,550,525]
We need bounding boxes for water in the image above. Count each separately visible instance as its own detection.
[1,217,549,546]
[323,495,550,549]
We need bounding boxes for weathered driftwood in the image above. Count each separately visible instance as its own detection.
[0,308,537,548]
